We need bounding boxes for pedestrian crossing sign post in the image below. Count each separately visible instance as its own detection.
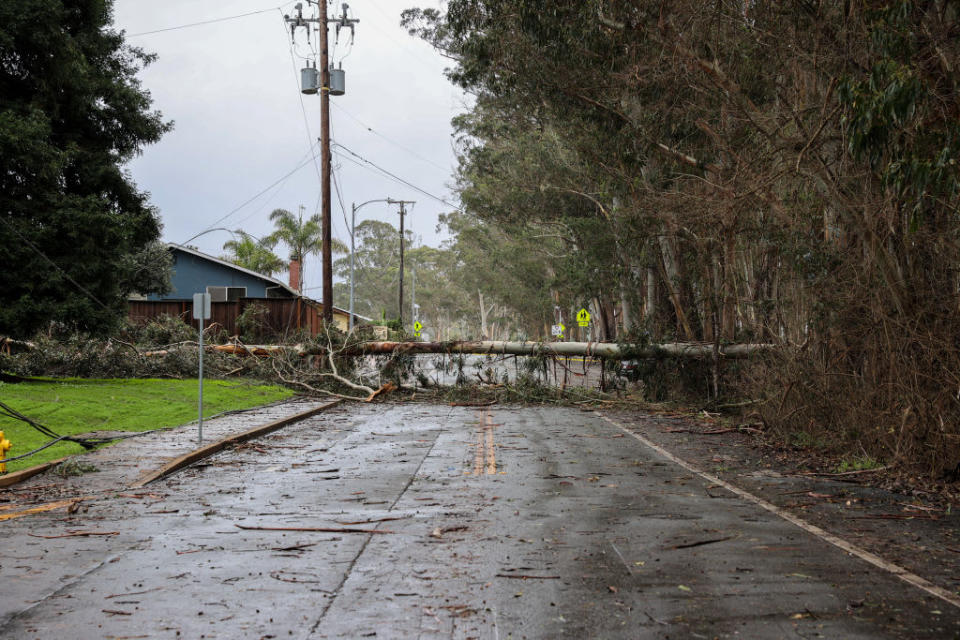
[413,321,423,338]
[577,308,591,327]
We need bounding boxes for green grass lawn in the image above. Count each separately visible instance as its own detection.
[0,378,295,474]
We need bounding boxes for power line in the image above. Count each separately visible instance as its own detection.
[128,5,287,37]
[0,217,110,311]
[280,12,324,188]
[330,102,450,173]
[181,144,319,244]
[329,116,354,235]
[331,142,462,211]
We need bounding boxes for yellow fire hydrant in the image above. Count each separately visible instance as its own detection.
[0,431,11,473]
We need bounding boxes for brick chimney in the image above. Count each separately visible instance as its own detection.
[288,258,301,293]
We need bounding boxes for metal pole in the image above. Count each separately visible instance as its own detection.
[349,202,356,332]
[197,314,204,445]
[398,202,405,326]
[319,0,333,322]
[411,264,416,324]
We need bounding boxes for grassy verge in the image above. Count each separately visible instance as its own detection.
[0,378,294,473]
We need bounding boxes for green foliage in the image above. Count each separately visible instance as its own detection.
[0,0,171,337]
[235,302,270,343]
[221,232,284,277]
[835,456,883,474]
[0,378,293,472]
[133,314,194,347]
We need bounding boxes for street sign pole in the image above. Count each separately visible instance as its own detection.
[193,293,211,445]
[198,313,204,445]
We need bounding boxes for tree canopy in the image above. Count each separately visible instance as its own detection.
[0,0,171,337]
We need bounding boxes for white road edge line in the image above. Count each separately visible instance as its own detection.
[599,413,960,610]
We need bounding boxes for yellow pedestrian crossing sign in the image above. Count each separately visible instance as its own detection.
[413,321,423,337]
[577,308,591,327]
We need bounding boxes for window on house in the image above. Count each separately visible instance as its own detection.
[206,286,246,302]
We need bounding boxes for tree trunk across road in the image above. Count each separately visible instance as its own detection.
[332,340,774,359]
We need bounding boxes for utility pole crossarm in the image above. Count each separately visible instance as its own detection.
[284,2,361,323]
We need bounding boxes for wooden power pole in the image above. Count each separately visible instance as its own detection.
[284,2,358,322]
[387,198,415,326]
[318,0,333,322]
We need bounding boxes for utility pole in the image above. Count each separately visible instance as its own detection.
[285,2,358,322]
[387,198,415,326]
[318,2,332,321]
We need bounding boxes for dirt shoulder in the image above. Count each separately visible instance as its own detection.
[601,407,960,606]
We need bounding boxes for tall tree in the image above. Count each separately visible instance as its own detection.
[221,232,284,277]
[267,207,347,293]
[0,0,171,337]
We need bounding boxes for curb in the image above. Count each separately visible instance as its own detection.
[130,400,340,488]
[0,457,69,490]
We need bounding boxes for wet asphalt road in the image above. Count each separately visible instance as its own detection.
[2,403,958,639]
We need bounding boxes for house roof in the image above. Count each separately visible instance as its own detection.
[167,243,371,321]
[168,242,298,296]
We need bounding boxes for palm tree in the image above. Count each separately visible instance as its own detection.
[267,207,347,292]
[221,232,284,277]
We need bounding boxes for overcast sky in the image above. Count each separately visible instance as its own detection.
[113,0,464,296]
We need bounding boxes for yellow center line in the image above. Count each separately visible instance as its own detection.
[485,410,497,475]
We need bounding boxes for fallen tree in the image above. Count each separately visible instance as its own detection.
[141,340,774,360]
[325,340,774,359]
[138,340,774,360]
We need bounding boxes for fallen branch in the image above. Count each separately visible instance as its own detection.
[235,524,395,534]
[671,535,735,549]
[495,573,561,580]
[28,530,119,539]
[336,516,409,525]
[365,382,397,402]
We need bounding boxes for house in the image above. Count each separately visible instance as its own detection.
[147,243,298,302]
[129,243,368,335]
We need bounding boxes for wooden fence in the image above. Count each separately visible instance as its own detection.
[128,298,332,338]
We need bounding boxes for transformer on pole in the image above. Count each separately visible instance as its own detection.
[285,1,358,321]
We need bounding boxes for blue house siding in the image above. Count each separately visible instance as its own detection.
[147,246,291,301]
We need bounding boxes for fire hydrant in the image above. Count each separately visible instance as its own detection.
[0,431,11,473]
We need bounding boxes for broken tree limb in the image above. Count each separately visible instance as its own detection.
[235,524,395,534]
[322,340,775,360]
